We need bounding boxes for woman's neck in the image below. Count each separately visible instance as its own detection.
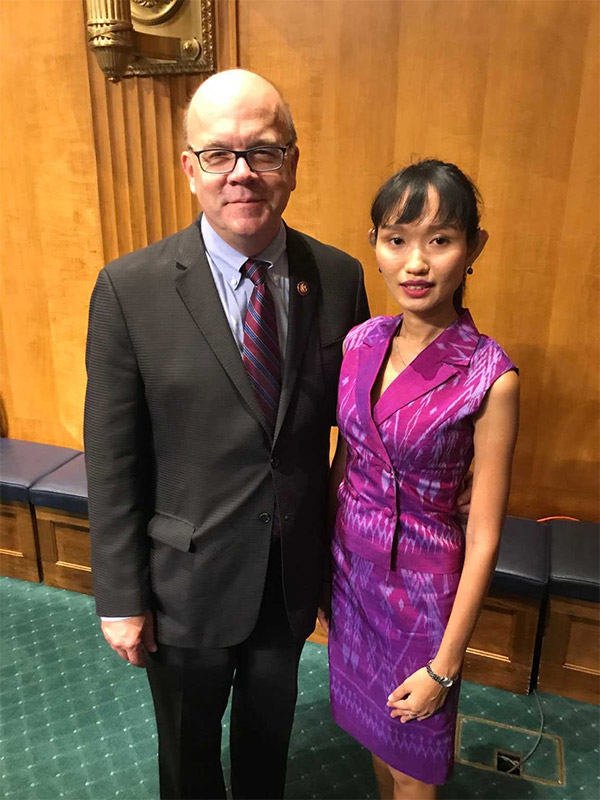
[397,304,460,346]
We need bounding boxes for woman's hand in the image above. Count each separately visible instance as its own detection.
[386,667,449,723]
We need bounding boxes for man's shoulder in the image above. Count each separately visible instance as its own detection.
[103,223,200,283]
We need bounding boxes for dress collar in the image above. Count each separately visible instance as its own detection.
[363,308,481,369]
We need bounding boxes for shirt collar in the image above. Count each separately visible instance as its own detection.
[201,215,287,287]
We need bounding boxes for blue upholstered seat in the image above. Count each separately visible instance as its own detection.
[29,453,88,516]
[0,439,81,504]
[549,519,599,603]
[490,516,549,601]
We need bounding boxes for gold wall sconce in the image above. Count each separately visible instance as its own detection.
[86,0,216,82]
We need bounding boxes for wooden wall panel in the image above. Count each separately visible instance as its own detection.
[529,14,599,518]
[0,0,105,448]
[0,0,233,448]
[0,0,597,521]
[87,68,202,264]
[86,0,239,265]
[238,0,599,521]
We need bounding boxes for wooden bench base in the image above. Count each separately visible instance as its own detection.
[537,596,599,704]
[0,500,41,582]
[462,592,541,694]
[35,507,93,595]
[309,591,542,695]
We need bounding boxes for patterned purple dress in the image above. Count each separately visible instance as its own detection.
[329,310,516,784]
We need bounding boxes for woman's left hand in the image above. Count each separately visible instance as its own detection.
[386,667,449,723]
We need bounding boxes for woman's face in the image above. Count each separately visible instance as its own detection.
[374,187,484,315]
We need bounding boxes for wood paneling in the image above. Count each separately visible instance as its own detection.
[86,0,240,265]
[538,596,600,704]
[0,1,232,449]
[238,0,599,521]
[36,508,93,595]
[462,594,542,694]
[0,501,41,583]
[0,0,597,521]
[87,68,202,264]
[0,0,105,448]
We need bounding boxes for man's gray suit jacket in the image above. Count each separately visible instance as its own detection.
[84,219,369,648]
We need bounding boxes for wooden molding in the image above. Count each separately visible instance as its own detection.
[0,501,42,583]
[36,507,93,595]
[216,0,239,70]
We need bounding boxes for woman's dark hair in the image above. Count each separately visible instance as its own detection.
[370,160,482,311]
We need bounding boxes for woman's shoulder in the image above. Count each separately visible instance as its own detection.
[344,315,399,352]
[471,331,519,383]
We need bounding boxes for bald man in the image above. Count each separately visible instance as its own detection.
[84,70,369,799]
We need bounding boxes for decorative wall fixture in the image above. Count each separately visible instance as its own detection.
[86,0,215,82]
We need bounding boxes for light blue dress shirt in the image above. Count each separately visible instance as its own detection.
[200,215,290,357]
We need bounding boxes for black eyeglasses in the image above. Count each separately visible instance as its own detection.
[190,145,290,174]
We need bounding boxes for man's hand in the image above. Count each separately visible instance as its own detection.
[317,579,331,634]
[316,607,330,635]
[100,611,157,668]
[456,470,473,517]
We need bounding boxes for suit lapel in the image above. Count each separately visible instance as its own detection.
[373,309,481,426]
[173,222,268,435]
[274,227,319,441]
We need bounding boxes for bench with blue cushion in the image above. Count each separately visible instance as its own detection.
[2,442,565,698]
[29,453,92,594]
[462,516,549,694]
[0,439,81,582]
[538,519,599,704]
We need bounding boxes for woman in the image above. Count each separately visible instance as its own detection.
[327,160,519,798]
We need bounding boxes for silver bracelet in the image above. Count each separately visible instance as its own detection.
[426,660,458,689]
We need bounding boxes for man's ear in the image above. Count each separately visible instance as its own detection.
[289,145,299,191]
[468,228,489,263]
[368,227,377,247]
[181,150,196,193]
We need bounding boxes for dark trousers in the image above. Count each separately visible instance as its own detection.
[146,540,305,800]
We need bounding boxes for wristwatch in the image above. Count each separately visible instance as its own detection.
[426,660,458,689]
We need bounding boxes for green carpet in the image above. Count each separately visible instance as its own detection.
[1,578,598,799]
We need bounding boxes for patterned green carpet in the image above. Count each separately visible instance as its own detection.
[1,578,598,799]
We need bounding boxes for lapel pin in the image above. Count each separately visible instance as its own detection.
[297,281,310,296]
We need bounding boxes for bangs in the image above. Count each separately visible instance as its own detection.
[391,181,467,232]
[372,160,481,242]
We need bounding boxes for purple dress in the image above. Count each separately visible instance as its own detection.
[329,310,516,784]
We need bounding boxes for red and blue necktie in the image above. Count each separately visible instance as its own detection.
[241,259,281,432]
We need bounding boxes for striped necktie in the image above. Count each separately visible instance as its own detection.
[241,258,281,432]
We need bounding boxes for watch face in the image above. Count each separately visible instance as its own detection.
[441,676,454,688]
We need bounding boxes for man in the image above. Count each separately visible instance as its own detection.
[84,70,369,799]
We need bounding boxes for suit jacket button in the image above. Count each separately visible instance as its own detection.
[258,512,271,524]
[270,456,280,469]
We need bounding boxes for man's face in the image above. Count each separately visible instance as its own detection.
[182,96,298,255]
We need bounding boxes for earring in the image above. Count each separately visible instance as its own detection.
[378,267,382,273]
[466,266,474,275]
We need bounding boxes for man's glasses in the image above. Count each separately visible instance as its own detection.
[190,145,290,174]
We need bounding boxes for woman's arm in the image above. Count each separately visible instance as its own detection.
[328,432,348,529]
[317,432,348,633]
[388,369,520,721]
